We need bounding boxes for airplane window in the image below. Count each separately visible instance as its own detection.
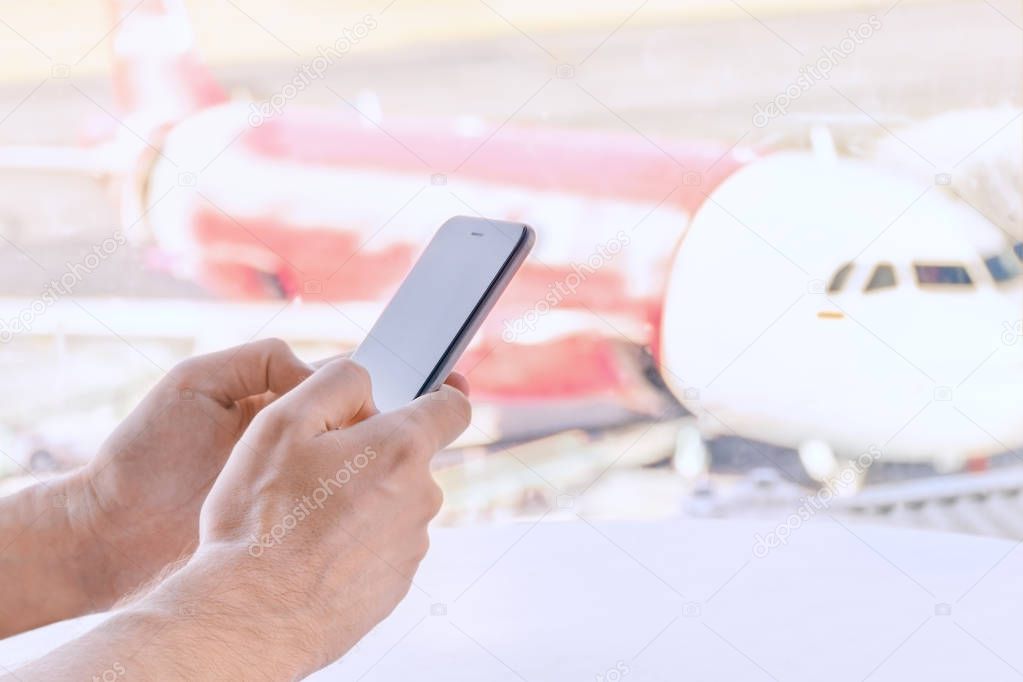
[914,264,973,286]
[985,251,1022,282]
[865,264,897,291]
[827,262,853,293]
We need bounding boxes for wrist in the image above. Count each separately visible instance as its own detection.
[12,550,308,682]
[59,467,135,610]
[0,472,105,636]
[128,541,317,680]
[66,463,195,610]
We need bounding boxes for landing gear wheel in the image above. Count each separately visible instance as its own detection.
[673,422,709,480]
[798,439,839,484]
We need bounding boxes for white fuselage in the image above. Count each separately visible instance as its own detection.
[659,153,1023,463]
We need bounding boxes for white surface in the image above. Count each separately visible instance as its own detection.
[3,518,1023,680]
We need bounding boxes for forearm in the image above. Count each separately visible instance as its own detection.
[0,471,107,638]
[11,544,308,681]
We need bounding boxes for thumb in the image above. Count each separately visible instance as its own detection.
[267,359,377,433]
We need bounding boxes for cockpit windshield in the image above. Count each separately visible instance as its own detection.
[827,262,853,293]
[865,264,897,292]
[985,251,1022,283]
[914,264,973,286]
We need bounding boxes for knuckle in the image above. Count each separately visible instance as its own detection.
[167,357,204,391]
[447,391,472,430]
[258,337,292,358]
[413,531,431,559]
[426,483,444,516]
[257,337,294,361]
[340,359,372,391]
[254,402,299,434]
[324,359,372,395]
[395,579,415,604]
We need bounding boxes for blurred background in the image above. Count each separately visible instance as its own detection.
[0,0,1020,538]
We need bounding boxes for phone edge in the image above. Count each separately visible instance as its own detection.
[415,221,535,398]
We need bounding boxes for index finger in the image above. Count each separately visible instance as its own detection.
[271,358,377,432]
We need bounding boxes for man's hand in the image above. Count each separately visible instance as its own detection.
[13,359,471,680]
[197,358,470,675]
[72,338,314,607]
[0,339,314,639]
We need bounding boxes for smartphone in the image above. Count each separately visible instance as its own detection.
[351,215,535,412]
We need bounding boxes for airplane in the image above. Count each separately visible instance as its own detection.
[105,1,749,420]
[661,151,1023,482]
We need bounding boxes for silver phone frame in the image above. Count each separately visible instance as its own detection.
[413,217,535,399]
